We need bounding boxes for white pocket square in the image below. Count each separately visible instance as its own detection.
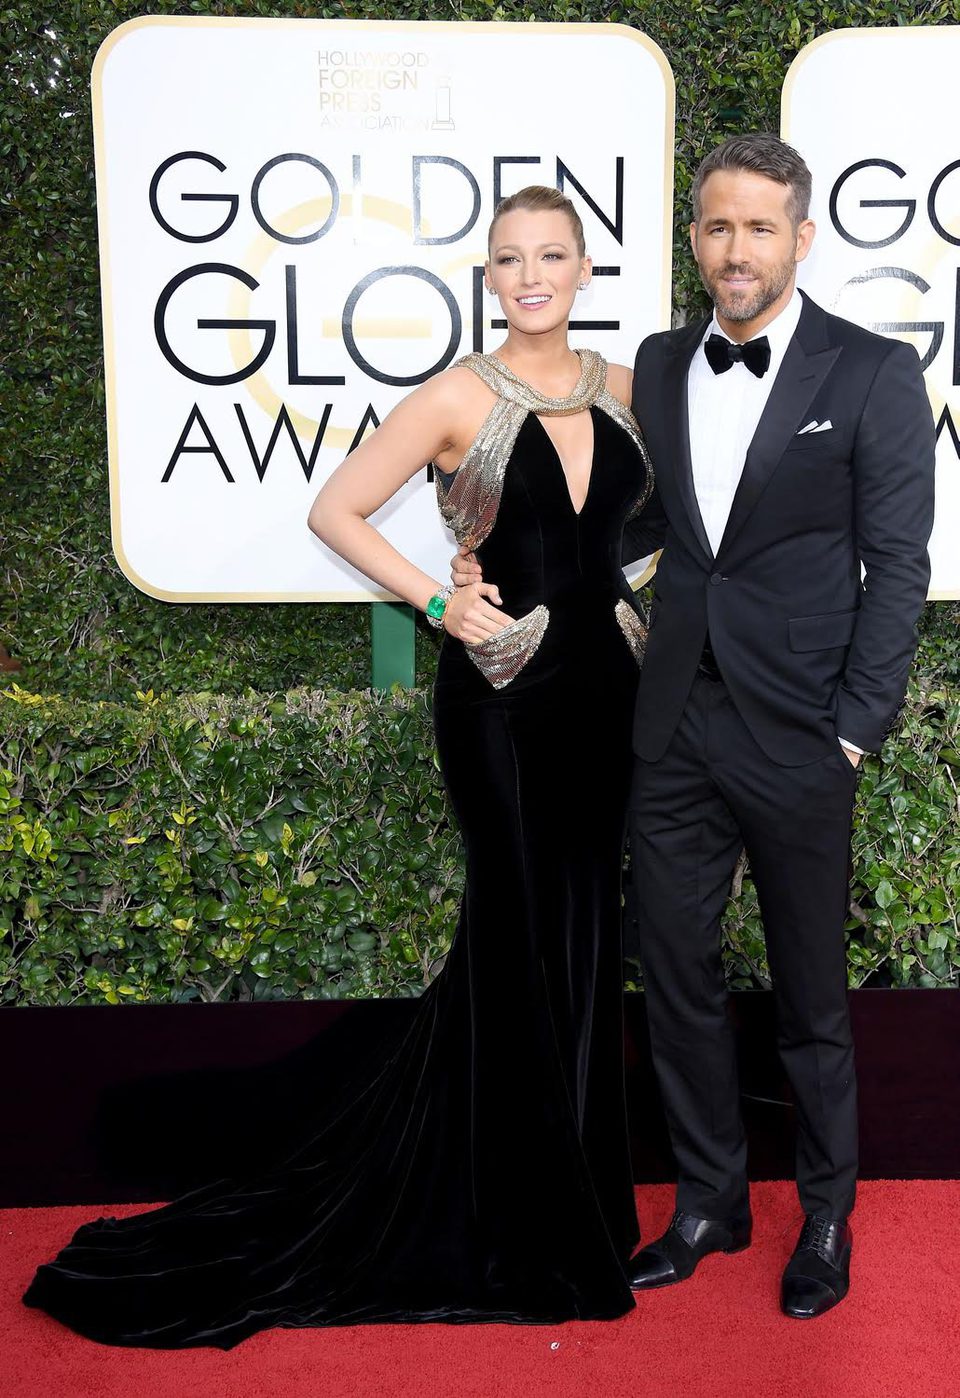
[797,419,833,435]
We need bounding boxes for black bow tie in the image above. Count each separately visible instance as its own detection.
[704,333,771,378]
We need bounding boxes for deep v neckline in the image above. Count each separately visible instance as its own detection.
[532,409,597,518]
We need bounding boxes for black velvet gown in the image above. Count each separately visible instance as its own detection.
[23,352,652,1348]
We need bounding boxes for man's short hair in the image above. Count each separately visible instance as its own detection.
[691,134,812,228]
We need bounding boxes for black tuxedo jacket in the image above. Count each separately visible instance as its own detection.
[624,292,936,766]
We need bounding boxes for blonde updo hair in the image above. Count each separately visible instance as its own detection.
[487,185,586,258]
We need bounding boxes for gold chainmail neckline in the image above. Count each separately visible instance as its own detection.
[457,348,607,417]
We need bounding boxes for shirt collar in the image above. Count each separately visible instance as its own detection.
[702,286,803,362]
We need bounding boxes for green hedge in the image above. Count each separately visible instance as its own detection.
[0,684,462,1003]
[2,668,958,1005]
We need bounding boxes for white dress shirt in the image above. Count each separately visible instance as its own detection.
[686,289,862,755]
[687,288,802,557]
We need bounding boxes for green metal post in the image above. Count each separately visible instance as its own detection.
[371,602,416,690]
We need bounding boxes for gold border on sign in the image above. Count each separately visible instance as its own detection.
[92,16,675,603]
[782,24,960,603]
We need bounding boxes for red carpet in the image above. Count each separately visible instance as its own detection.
[2,1182,957,1398]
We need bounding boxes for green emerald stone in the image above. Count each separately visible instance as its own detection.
[426,594,446,620]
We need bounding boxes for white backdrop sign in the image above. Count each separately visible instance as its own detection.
[92,17,674,601]
[783,25,960,600]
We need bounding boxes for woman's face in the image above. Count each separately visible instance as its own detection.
[485,208,590,337]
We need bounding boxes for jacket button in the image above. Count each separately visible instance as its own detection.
[709,572,724,586]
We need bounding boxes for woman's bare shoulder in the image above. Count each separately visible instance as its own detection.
[418,363,499,474]
[388,362,492,426]
[431,361,496,405]
[604,361,634,409]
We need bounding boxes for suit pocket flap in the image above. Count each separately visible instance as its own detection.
[788,609,858,652]
[784,430,835,450]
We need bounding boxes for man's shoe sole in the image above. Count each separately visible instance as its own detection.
[781,1292,845,1319]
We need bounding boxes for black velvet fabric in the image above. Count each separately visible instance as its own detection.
[23,405,649,1348]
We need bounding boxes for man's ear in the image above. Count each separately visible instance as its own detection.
[795,219,816,265]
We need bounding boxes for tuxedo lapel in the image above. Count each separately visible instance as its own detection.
[663,318,713,564]
[716,295,841,562]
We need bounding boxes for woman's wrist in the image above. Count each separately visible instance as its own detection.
[424,584,454,628]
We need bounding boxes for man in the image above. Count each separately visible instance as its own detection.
[619,134,934,1318]
[455,133,935,1319]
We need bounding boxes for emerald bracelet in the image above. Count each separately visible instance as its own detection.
[425,585,454,628]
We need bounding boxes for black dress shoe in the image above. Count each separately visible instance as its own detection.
[781,1215,852,1319]
[627,1210,752,1290]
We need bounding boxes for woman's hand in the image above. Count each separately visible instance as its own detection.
[451,547,483,589]
[443,582,513,644]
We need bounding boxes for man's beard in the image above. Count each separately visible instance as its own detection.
[701,256,795,323]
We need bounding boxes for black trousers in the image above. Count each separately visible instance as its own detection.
[629,672,858,1222]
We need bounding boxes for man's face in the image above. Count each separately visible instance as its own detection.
[689,169,814,335]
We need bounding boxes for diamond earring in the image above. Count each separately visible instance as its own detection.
[487,285,498,297]
[577,281,588,291]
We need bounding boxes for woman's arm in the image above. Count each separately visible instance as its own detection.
[605,361,633,408]
[308,369,509,642]
[605,361,667,563]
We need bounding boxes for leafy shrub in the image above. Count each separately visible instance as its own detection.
[0,686,461,1003]
[2,673,958,1004]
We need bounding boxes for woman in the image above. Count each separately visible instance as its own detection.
[24,186,652,1347]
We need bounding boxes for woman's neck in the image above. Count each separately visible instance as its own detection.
[490,327,581,394]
